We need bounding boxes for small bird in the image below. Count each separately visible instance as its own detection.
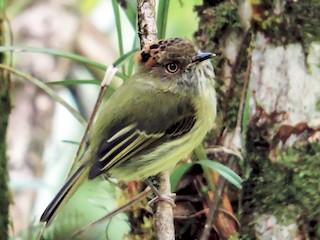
[40,38,216,226]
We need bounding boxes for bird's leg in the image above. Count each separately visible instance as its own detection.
[145,177,176,207]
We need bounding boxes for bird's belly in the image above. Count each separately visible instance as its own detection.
[109,91,216,181]
[109,123,209,181]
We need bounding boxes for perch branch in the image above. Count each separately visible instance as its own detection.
[137,1,175,240]
[137,0,158,48]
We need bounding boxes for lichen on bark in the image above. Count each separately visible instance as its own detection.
[194,0,320,239]
[194,1,248,133]
[251,1,320,47]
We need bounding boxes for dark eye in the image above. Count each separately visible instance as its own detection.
[165,63,179,74]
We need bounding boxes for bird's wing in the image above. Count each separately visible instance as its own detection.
[87,78,196,179]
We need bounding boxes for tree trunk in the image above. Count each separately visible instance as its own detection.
[195,0,320,239]
[0,10,11,240]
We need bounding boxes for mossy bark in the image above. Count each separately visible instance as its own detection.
[0,14,11,240]
[195,0,320,239]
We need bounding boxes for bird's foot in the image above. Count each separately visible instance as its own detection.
[148,193,176,207]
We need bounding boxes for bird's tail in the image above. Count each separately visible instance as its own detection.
[40,163,89,226]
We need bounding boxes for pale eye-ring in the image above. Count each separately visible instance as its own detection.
[165,63,180,74]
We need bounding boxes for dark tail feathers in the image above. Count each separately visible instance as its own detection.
[40,165,87,225]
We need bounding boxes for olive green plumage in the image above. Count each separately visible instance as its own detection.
[40,38,216,225]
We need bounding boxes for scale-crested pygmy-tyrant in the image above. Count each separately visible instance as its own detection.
[40,38,217,225]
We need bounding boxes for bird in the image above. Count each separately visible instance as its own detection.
[40,37,216,226]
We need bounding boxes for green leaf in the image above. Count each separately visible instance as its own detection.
[113,48,139,67]
[47,79,100,86]
[241,77,251,157]
[157,0,170,38]
[170,159,242,191]
[127,37,140,76]
[0,64,86,126]
[0,45,106,69]
[111,0,139,75]
[170,163,193,191]
[112,0,124,57]
[0,46,132,80]
[118,0,137,30]
[197,160,242,189]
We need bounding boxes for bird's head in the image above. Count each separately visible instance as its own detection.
[135,38,215,94]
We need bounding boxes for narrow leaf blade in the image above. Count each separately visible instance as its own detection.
[170,163,193,191]
[197,160,242,189]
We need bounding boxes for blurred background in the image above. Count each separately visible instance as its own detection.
[6,0,199,239]
[4,0,320,239]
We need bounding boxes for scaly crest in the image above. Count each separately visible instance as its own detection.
[136,38,199,68]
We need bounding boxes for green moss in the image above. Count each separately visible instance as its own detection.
[194,2,242,48]
[0,14,11,240]
[251,0,320,49]
[280,143,320,217]
[242,141,320,238]
[194,1,320,239]
[194,1,249,132]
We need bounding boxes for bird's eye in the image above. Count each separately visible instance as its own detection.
[165,63,179,74]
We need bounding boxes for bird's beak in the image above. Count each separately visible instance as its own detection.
[192,52,215,63]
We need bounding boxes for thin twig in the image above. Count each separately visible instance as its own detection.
[200,165,229,240]
[37,223,46,240]
[68,65,118,176]
[174,208,209,219]
[174,207,240,228]
[206,146,243,160]
[35,64,117,240]
[72,186,151,238]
